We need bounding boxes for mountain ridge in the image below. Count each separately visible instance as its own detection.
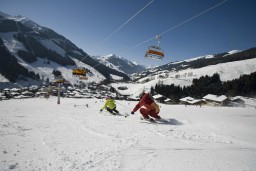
[0,11,130,85]
[92,54,146,74]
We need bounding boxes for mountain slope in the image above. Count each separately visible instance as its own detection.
[0,11,130,84]
[158,48,256,72]
[93,54,146,74]
[113,49,256,99]
[133,48,256,81]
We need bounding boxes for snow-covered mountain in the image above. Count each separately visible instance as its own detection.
[92,54,146,74]
[113,48,256,99]
[158,48,254,72]
[0,11,130,85]
[133,47,256,81]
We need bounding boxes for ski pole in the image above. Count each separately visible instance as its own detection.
[115,101,134,117]
[115,101,133,110]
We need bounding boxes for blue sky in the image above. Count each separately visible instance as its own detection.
[1,0,256,66]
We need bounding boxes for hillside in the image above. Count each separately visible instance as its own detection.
[131,48,256,81]
[0,11,130,85]
[158,48,256,72]
[112,57,256,98]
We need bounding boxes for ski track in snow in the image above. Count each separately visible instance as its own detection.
[1,97,256,170]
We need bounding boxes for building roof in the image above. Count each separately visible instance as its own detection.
[203,94,227,102]
[164,98,172,102]
[180,96,203,104]
[153,94,164,100]
[180,96,195,102]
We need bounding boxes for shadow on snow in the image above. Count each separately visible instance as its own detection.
[157,118,183,125]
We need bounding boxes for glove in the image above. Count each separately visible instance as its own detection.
[131,111,134,114]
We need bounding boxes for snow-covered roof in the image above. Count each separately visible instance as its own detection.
[230,96,244,101]
[164,98,171,102]
[203,94,227,102]
[180,96,195,102]
[180,96,203,104]
[153,94,164,99]
[21,91,34,95]
[10,88,20,92]
[10,92,20,95]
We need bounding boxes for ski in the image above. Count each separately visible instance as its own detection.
[140,117,157,124]
[115,113,129,118]
[100,111,129,118]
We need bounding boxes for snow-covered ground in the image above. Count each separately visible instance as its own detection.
[1,97,256,171]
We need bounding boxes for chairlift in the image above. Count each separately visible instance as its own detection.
[72,67,87,78]
[145,35,165,60]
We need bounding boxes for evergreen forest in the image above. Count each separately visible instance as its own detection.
[153,72,256,103]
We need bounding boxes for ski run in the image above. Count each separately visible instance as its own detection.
[0,97,256,171]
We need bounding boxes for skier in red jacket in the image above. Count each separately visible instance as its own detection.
[131,92,161,121]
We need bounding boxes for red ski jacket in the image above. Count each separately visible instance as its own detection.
[133,93,159,113]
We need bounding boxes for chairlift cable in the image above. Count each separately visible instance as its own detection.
[159,0,228,37]
[94,0,154,50]
[121,0,229,53]
[69,0,155,77]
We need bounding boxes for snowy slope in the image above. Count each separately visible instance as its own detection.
[153,57,256,88]
[0,97,256,170]
[26,57,105,85]
[93,54,146,74]
[0,11,130,84]
[0,31,106,84]
[93,54,124,73]
[170,58,256,82]
[111,58,256,98]
[171,49,241,65]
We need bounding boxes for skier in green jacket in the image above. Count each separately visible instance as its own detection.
[100,96,119,114]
